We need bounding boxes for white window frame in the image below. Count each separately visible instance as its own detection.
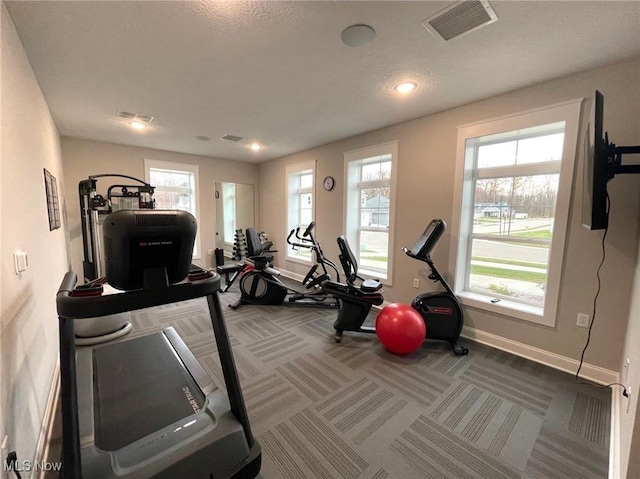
[144,159,201,259]
[343,141,398,285]
[450,99,582,326]
[285,160,316,264]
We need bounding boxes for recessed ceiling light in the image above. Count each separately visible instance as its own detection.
[130,120,147,130]
[394,82,417,94]
[194,135,210,141]
[250,143,263,151]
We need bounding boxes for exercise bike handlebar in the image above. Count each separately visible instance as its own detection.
[402,246,433,264]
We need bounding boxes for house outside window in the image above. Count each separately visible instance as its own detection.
[144,159,200,258]
[286,161,315,262]
[344,141,398,284]
[450,100,582,326]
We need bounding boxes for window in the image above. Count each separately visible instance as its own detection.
[344,141,397,283]
[286,161,315,262]
[451,100,582,326]
[222,182,236,246]
[144,159,200,258]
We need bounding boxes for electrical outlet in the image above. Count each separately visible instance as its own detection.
[576,313,590,328]
[413,278,420,289]
[207,249,214,256]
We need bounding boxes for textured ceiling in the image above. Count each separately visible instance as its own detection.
[5,1,640,163]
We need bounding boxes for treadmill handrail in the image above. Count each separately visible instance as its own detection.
[57,272,221,318]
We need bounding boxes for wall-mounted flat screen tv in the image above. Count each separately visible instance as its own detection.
[581,90,610,230]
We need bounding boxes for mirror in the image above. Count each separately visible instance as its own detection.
[214,182,255,257]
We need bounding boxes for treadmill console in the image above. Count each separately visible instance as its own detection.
[410,219,445,259]
[103,209,197,291]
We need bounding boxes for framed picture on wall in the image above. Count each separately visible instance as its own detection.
[44,168,61,230]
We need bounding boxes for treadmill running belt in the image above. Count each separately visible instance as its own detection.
[92,331,206,451]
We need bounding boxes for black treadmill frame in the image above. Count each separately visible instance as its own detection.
[56,271,260,479]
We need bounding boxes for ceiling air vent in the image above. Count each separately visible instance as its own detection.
[116,110,154,124]
[422,0,498,41]
[220,134,244,142]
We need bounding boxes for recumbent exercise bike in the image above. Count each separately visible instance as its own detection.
[321,236,385,343]
[325,219,468,355]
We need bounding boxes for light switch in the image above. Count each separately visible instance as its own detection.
[14,251,28,274]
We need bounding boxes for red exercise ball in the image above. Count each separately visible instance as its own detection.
[375,303,426,354]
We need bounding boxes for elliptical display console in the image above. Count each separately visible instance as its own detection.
[403,219,469,355]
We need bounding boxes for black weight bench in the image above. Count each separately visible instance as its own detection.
[216,263,246,292]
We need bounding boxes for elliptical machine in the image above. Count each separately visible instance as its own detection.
[403,219,468,355]
[287,222,341,291]
[230,224,339,310]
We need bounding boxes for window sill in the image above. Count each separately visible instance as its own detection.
[457,291,554,327]
[286,255,312,266]
[359,268,391,287]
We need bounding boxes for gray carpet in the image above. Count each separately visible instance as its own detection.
[47,283,611,478]
[124,286,611,479]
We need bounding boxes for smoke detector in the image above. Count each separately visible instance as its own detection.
[422,0,498,41]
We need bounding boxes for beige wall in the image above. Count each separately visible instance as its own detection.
[258,57,640,374]
[61,138,260,275]
[1,3,69,465]
[620,232,640,478]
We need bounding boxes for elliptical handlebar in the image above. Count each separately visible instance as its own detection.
[287,228,316,250]
[302,221,315,238]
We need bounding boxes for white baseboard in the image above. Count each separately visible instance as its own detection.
[609,391,621,479]
[278,268,306,284]
[461,326,618,385]
[34,361,60,479]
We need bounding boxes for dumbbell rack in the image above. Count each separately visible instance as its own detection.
[232,229,247,261]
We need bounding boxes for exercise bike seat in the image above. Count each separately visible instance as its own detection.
[322,280,384,305]
[246,228,277,260]
[361,278,382,293]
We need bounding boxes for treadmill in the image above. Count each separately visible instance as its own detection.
[56,209,261,478]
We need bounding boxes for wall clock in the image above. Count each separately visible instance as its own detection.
[323,176,335,191]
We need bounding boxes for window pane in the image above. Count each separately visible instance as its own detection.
[360,187,390,227]
[473,174,559,236]
[477,132,564,169]
[362,163,380,181]
[223,183,236,243]
[477,141,517,168]
[150,169,192,188]
[300,173,313,189]
[516,133,564,165]
[468,238,548,306]
[359,230,388,273]
[154,190,193,211]
[470,173,558,307]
